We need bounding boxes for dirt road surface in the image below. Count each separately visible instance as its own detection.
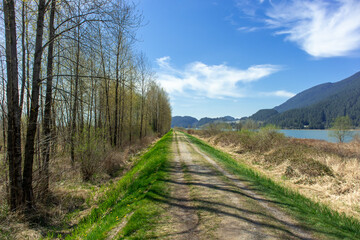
[155,132,314,239]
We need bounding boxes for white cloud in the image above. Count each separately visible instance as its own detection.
[261,90,295,98]
[237,26,259,32]
[265,0,360,57]
[156,57,285,99]
[156,56,172,68]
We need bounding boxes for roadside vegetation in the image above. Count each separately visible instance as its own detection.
[184,131,360,239]
[0,130,172,239]
[61,130,172,239]
[186,126,360,221]
[183,123,360,218]
[0,133,165,239]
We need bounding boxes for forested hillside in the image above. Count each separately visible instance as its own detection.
[249,109,278,122]
[171,115,237,128]
[249,71,360,128]
[171,116,198,128]
[274,71,360,113]
[267,86,360,128]
[0,0,171,216]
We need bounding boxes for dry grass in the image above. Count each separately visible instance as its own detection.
[0,136,158,239]
[193,130,360,221]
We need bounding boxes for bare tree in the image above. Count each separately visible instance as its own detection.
[2,0,172,213]
[70,10,81,164]
[3,0,23,211]
[137,53,149,139]
[23,0,47,209]
[40,0,57,197]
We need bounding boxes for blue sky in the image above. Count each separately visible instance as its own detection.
[136,0,360,119]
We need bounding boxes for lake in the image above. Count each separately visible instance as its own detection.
[278,129,360,143]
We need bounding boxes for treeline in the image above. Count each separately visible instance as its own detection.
[1,0,171,212]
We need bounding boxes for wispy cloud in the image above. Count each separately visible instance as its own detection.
[156,56,172,68]
[267,0,360,57]
[155,56,289,99]
[236,0,360,58]
[237,26,259,32]
[261,90,295,98]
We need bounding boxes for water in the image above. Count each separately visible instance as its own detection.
[278,129,360,143]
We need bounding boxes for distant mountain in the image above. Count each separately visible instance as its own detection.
[197,116,236,126]
[171,115,238,128]
[171,116,198,128]
[267,85,360,128]
[274,71,360,113]
[251,71,360,128]
[250,109,278,122]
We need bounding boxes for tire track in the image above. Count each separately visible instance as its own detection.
[156,131,314,239]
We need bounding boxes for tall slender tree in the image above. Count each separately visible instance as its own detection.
[41,0,57,197]
[3,0,23,211]
[23,0,47,209]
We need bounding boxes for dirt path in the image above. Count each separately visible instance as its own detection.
[154,136,200,239]
[156,132,314,239]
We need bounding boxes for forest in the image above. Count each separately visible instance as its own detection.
[265,87,360,129]
[0,0,171,216]
[247,71,360,129]
[249,87,360,129]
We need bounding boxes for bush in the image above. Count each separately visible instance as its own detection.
[237,130,258,152]
[102,150,128,177]
[75,131,110,181]
[265,145,333,177]
[213,131,241,146]
[235,126,285,153]
[200,123,231,137]
[186,129,195,134]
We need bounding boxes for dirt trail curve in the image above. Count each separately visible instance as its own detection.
[155,131,314,240]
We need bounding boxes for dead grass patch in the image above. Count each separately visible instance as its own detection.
[193,130,360,221]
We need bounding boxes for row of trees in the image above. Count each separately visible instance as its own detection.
[1,0,171,211]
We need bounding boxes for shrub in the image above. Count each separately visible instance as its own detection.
[75,131,110,181]
[237,130,258,152]
[294,157,333,177]
[235,126,285,153]
[213,131,242,146]
[265,145,333,177]
[186,129,195,134]
[102,150,128,177]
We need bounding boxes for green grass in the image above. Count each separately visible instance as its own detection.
[57,130,173,240]
[184,132,360,240]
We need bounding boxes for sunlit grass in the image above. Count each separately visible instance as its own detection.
[55,130,173,239]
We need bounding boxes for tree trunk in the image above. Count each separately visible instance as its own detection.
[129,70,133,145]
[23,0,47,209]
[41,0,56,198]
[113,37,121,147]
[119,67,125,146]
[70,26,80,164]
[3,0,23,211]
[99,31,112,143]
[19,0,27,114]
[140,94,145,139]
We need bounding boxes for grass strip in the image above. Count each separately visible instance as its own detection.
[184,132,360,240]
[58,130,173,240]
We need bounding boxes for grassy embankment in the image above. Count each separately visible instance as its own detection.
[184,132,360,239]
[47,130,173,239]
[191,127,360,220]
